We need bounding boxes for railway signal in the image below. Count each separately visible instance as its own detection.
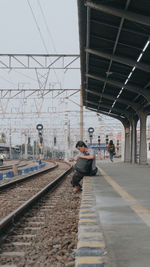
[106,135,109,145]
[98,136,101,150]
[88,127,94,144]
[36,124,43,164]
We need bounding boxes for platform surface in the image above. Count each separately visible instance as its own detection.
[76,159,150,267]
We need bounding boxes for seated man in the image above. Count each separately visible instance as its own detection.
[71,140,97,193]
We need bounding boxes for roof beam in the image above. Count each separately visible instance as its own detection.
[91,34,141,51]
[87,106,127,120]
[86,99,131,116]
[98,0,131,106]
[86,1,150,27]
[86,48,150,73]
[96,109,129,125]
[85,89,140,111]
[91,19,149,39]
[86,73,150,101]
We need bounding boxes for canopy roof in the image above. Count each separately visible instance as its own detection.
[77,0,150,124]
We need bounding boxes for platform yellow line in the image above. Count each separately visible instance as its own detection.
[80,204,92,208]
[79,209,92,212]
[79,232,103,238]
[80,213,96,217]
[76,256,105,264]
[98,166,150,228]
[79,218,98,223]
[79,225,100,229]
[77,241,105,249]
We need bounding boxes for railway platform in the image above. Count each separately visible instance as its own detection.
[75,159,150,267]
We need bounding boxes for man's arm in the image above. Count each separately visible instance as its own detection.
[79,153,94,160]
[74,155,79,161]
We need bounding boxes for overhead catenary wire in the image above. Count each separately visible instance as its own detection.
[27,0,49,53]
[37,0,57,54]
[27,0,61,89]
[37,0,65,90]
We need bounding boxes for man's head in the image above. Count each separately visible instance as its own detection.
[76,140,87,153]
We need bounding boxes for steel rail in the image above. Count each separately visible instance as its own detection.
[0,164,72,236]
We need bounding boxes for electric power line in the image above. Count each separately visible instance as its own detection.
[26,0,62,88]
[37,0,57,54]
[27,0,49,53]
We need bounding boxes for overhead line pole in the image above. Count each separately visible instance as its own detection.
[80,86,83,140]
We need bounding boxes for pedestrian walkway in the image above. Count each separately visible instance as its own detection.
[76,159,150,267]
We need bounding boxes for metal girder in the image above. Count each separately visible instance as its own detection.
[86,73,150,101]
[85,89,140,111]
[0,54,80,69]
[91,19,149,39]
[86,99,131,116]
[86,5,91,96]
[91,34,142,51]
[0,88,79,91]
[96,109,129,126]
[0,88,79,99]
[87,105,131,125]
[98,0,131,107]
[78,0,150,123]
[86,1,150,27]
[86,48,150,73]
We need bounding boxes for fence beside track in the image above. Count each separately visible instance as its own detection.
[0,161,47,181]
[0,161,58,190]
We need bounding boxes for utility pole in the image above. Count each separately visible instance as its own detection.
[64,113,71,161]
[80,87,83,140]
[9,128,12,159]
[24,132,28,160]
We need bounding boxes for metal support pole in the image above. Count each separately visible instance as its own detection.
[80,87,83,140]
[9,128,12,159]
[25,133,28,160]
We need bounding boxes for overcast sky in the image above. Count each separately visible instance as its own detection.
[0,0,80,95]
[0,0,79,54]
[0,0,82,144]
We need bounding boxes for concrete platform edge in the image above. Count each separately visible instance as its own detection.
[75,176,109,267]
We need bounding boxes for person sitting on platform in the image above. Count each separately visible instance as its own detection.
[71,140,98,193]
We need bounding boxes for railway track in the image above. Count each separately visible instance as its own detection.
[0,160,80,266]
[0,161,71,230]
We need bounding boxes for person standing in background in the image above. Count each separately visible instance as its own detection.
[108,140,115,162]
[0,153,4,166]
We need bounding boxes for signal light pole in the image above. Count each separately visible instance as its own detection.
[98,135,101,150]
[88,127,94,145]
[36,124,43,164]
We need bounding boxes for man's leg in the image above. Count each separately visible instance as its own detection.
[71,170,83,192]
